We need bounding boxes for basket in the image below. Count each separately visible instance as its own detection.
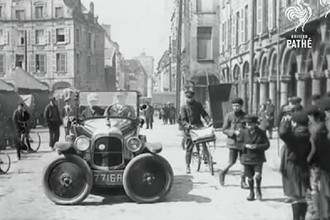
[190,127,216,143]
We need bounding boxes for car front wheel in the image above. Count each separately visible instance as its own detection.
[123,153,173,203]
[42,154,93,205]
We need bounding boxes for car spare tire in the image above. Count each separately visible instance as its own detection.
[42,154,93,205]
[123,153,173,203]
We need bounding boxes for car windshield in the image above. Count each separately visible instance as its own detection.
[79,91,138,119]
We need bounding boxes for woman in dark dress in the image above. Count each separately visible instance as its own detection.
[279,112,311,220]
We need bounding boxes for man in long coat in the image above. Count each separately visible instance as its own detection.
[144,101,154,129]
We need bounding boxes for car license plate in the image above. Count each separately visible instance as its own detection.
[93,170,123,186]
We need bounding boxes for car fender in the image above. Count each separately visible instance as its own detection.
[54,142,74,154]
[145,142,162,154]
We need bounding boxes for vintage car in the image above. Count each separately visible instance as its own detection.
[42,91,174,205]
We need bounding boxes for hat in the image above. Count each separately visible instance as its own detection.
[291,112,309,126]
[305,105,320,115]
[311,94,321,101]
[87,93,99,102]
[231,98,243,105]
[49,95,56,101]
[266,98,272,102]
[184,88,195,95]
[17,101,24,107]
[64,97,71,102]
[283,104,295,113]
[244,114,258,124]
[320,98,330,111]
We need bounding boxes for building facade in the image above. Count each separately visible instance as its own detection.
[219,0,330,113]
[171,0,221,104]
[0,0,106,92]
[156,50,172,92]
[133,52,154,98]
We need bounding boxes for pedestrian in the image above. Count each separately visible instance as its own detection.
[240,115,270,201]
[163,104,170,124]
[169,104,176,124]
[12,102,31,159]
[44,96,62,150]
[179,88,210,174]
[219,98,248,188]
[258,103,269,132]
[279,111,311,220]
[62,97,74,136]
[144,101,154,129]
[265,98,275,139]
[306,105,330,220]
[81,93,104,118]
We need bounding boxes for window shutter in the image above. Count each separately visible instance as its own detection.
[44,30,49,45]
[268,0,273,30]
[53,54,56,72]
[232,14,236,48]
[11,54,15,69]
[43,54,47,73]
[65,28,70,44]
[4,31,9,45]
[257,0,262,35]
[31,30,35,45]
[52,29,56,44]
[30,54,35,73]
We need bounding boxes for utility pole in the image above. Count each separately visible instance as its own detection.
[249,0,255,114]
[24,30,27,71]
[176,0,183,115]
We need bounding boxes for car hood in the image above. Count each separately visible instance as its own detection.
[82,118,135,135]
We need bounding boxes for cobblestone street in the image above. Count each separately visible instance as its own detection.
[0,120,297,220]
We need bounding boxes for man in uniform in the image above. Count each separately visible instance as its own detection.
[44,96,62,150]
[179,88,210,174]
[219,98,248,188]
[81,93,104,118]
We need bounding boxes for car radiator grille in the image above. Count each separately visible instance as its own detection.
[93,137,123,167]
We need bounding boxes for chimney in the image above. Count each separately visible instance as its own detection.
[89,2,94,15]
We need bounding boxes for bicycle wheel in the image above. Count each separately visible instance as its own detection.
[0,152,11,174]
[191,144,202,172]
[204,143,214,176]
[28,131,41,152]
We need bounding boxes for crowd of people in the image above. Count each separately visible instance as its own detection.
[159,103,176,125]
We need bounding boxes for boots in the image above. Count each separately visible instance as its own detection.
[246,178,255,201]
[299,202,307,220]
[292,203,300,220]
[219,171,226,186]
[186,164,191,174]
[241,175,249,189]
[255,176,262,201]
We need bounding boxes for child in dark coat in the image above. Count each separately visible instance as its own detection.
[240,115,270,201]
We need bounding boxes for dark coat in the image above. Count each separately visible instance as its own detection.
[240,127,270,165]
[44,104,62,126]
[279,120,311,198]
[222,110,246,149]
[180,100,209,128]
[265,103,275,126]
[12,109,30,133]
[144,105,154,122]
[81,106,104,118]
[309,121,330,172]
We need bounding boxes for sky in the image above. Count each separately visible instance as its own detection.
[81,0,173,63]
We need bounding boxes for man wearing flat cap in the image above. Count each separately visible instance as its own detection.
[179,88,210,174]
[240,115,270,201]
[44,96,62,150]
[220,97,248,188]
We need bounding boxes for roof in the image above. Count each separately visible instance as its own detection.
[0,79,15,91]
[12,68,49,91]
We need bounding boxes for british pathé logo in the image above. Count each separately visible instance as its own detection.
[285,0,312,32]
[320,0,330,17]
[285,0,312,48]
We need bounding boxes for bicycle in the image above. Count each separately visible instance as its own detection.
[0,145,11,174]
[190,124,216,176]
[20,123,41,153]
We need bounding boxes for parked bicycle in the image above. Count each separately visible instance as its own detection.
[190,124,216,176]
[20,123,41,153]
[0,145,11,174]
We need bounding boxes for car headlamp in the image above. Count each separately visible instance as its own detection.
[74,136,90,151]
[127,137,142,152]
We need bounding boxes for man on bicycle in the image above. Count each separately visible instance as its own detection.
[12,102,31,160]
[180,88,210,174]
